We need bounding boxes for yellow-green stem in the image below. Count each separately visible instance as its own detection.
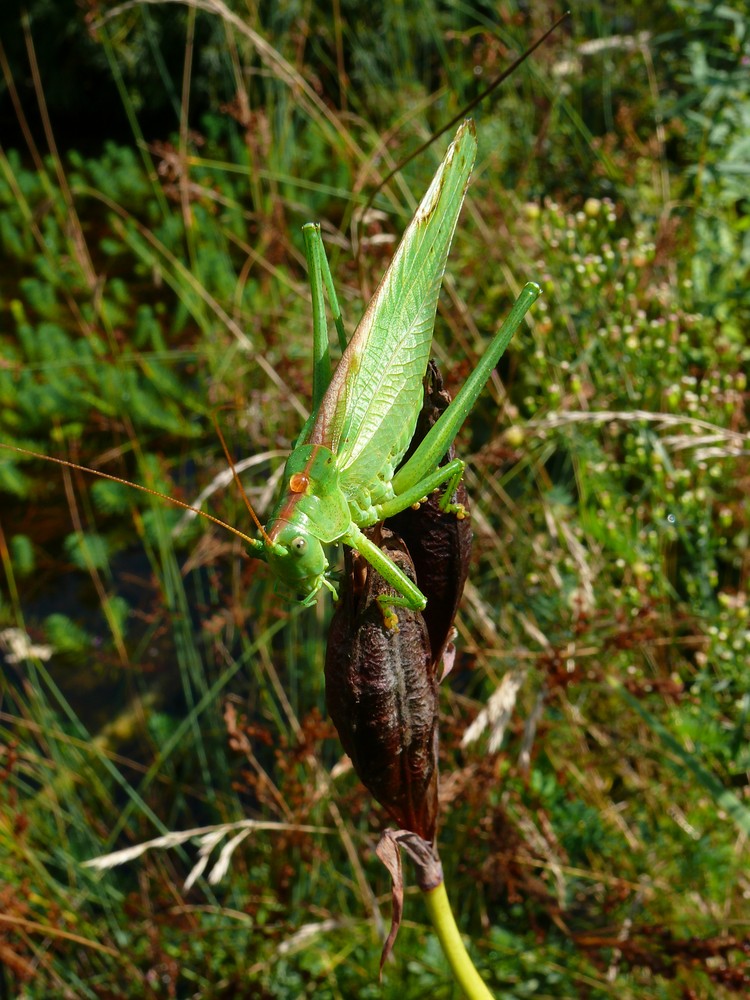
[422,881,495,999]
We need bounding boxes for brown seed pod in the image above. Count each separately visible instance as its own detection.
[325,526,439,843]
[324,363,474,843]
[388,360,473,672]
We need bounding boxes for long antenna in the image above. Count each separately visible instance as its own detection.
[361,13,570,221]
[210,414,274,546]
[0,443,262,550]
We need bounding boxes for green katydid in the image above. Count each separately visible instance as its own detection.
[2,120,539,625]
[252,119,539,622]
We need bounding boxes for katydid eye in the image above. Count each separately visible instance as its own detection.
[292,537,307,554]
[289,473,309,493]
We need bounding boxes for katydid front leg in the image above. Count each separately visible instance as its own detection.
[303,222,348,405]
[345,523,427,629]
[348,459,469,628]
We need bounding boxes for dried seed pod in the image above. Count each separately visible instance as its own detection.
[325,526,439,843]
[324,364,474,843]
[388,361,473,671]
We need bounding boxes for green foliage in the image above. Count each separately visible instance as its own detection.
[91,480,136,516]
[43,612,91,654]
[0,1,748,998]
[104,595,130,636]
[0,458,30,498]
[9,534,35,577]
[63,531,111,571]
[657,1,750,322]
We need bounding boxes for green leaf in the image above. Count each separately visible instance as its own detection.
[44,613,91,655]
[63,531,111,571]
[0,459,30,498]
[91,479,138,516]
[10,534,35,576]
[104,595,130,635]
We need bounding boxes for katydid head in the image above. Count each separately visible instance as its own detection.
[265,521,330,605]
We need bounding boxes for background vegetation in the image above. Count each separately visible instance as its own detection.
[1,0,748,996]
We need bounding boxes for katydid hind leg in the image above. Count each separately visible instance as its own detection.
[303,222,347,377]
[316,229,348,353]
[297,224,349,446]
[303,223,332,412]
[391,281,541,495]
[373,458,467,523]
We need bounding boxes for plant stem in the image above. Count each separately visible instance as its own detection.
[422,881,495,999]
